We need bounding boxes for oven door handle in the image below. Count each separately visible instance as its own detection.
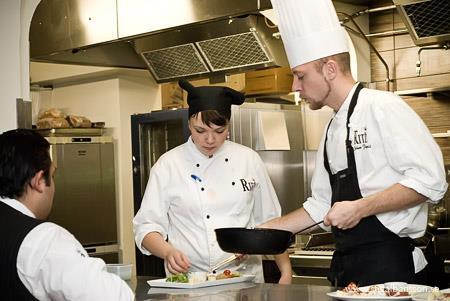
[292,275,329,285]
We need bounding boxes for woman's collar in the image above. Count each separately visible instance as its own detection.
[186,136,228,160]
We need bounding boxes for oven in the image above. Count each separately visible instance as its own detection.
[289,232,334,286]
[290,252,333,286]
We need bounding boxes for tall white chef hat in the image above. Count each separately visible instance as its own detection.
[271,0,349,68]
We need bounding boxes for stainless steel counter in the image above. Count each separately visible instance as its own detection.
[129,277,335,301]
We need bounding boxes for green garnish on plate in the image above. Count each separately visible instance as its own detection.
[166,273,189,283]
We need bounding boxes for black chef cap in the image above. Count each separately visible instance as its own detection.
[179,79,245,120]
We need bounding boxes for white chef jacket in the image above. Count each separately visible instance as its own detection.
[133,137,282,283]
[303,83,448,273]
[0,197,134,301]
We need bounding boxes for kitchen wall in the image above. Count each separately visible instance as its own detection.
[368,1,450,161]
[369,0,450,93]
[0,0,35,131]
[368,0,450,212]
[31,64,161,273]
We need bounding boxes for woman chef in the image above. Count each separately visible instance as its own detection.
[133,79,292,284]
[261,0,448,287]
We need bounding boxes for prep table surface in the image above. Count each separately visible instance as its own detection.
[130,277,335,300]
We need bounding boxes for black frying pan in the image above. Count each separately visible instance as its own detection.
[215,220,323,255]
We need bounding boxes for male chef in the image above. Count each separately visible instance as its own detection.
[0,129,134,300]
[262,0,448,287]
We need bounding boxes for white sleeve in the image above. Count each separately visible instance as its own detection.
[302,134,332,231]
[133,159,170,255]
[17,223,134,301]
[252,153,282,225]
[373,95,448,202]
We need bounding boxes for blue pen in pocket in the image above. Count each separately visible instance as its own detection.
[190,174,202,182]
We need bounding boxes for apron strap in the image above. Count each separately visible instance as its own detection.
[345,83,364,174]
[323,83,364,177]
[323,120,333,182]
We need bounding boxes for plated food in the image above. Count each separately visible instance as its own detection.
[328,282,438,301]
[166,269,240,284]
[336,282,409,297]
[412,289,450,301]
[148,273,254,289]
[215,269,241,280]
[166,273,189,283]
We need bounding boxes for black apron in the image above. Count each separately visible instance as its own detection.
[325,83,415,287]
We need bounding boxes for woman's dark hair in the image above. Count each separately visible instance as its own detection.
[190,110,229,127]
[0,129,51,199]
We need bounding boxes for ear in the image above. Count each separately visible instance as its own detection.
[323,60,338,81]
[29,170,46,194]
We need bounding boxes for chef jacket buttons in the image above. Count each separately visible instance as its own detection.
[196,163,200,167]
[225,158,229,162]
[206,215,210,219]
[232,182,235,186]
[201,187,205,191]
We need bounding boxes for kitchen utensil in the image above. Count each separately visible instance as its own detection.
[106,263,132,280]
[210,254,238,272]
[428,205,447,230]
[215,220,323,255]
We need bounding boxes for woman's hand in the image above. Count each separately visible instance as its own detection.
[164,248,191,274]
[234,253,248,265]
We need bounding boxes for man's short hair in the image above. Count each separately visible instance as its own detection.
[0,129,51,199]
[314,52,351,75]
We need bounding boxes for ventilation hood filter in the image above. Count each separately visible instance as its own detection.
[140,30,273,81]
[134,15,287,83]
[142,44,209,81]
[393,0,450,46]
[197,31,271,72]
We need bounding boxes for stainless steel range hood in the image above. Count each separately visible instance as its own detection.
[29,0,287,83]
[135,15,287,82]
[392,0,450,46]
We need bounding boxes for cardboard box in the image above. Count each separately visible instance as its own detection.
[245,67,293,96]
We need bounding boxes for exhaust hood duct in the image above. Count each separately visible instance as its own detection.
[392,0,450,46]
[135,15,287,83]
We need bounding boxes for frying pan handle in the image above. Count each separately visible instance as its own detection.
[293,220,324,235]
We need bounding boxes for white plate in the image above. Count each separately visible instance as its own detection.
[147,274,255,289]
[327,284,433,301]
[327,292,412,301]
[412,288,450,301]
[147,282,256,296]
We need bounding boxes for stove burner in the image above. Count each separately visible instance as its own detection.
[304,247,335,252]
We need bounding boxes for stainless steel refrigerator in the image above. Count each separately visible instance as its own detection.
[40,131,119,263]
